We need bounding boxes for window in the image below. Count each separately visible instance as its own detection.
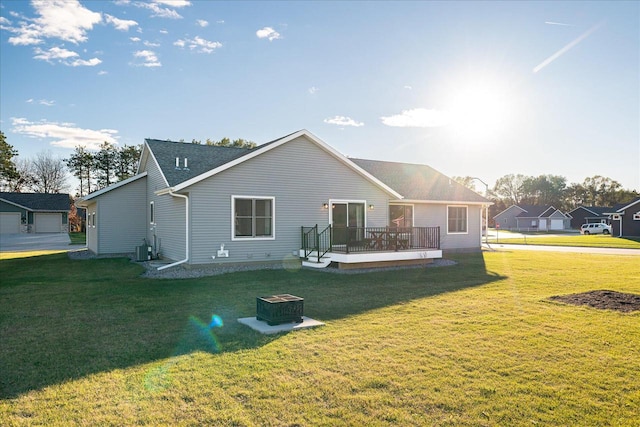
[447,206,467,234]
[91,212,96,228]
[389,204,413,228]
[233,196,274,239]
[150,201,155,224]
[633,212,640,221]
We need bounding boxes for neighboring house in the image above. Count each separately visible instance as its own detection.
[0,192,70,234]
[605,197,640,237]
[493,204,570,231]
[567,206,612,229]
[76,130,490,269]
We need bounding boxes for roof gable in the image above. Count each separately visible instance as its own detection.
[76,172,147,205]
[0,192,69,211]
[350,159,488,204]
[515,205,554,218]
[153,130,402,198]
[616,196,640,213]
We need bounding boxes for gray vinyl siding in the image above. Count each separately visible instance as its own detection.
[413,203,482,251]
[144,155,186,261]
[494,205,525,230]
[187,135,391,264]
[96,176,147,254]
[86,202,98,253]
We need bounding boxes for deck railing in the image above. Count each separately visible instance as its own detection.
[302,226,440,256]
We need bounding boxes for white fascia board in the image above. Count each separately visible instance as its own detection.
[171,129,403,199]
[395,199,493,206]
[0,198,32,211]
[76,172,148,206]
[493,204,525,218]
[145,141,170,188]
[617,198,640,213]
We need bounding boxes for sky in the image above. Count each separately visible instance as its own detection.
[1,0,638,193]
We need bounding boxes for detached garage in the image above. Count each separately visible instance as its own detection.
[0,192,69,234]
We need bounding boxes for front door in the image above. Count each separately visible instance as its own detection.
[331,202,365,245]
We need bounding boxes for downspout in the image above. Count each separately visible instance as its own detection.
[157,191,189,271]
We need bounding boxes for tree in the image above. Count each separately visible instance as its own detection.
[115,144,142,182]
[65,146,94,196]
[492,174,526,206]
[93,142,118,189]
[521,175,566,207]
[30,151,69,193]
[205,137,256,149]
[0,131,20,189]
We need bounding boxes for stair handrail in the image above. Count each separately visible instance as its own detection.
[317,224,332,263]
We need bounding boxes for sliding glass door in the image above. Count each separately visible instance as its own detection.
[331,201,365,245]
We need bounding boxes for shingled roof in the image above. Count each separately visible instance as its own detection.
[145,139,254,187]
[0,192,69,211]
[350,158,488,203]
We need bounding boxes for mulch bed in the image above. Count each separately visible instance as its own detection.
[549,290,640,313]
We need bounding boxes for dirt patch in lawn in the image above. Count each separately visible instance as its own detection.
[549,290,640,313]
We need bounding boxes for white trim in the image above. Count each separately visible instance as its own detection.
[157,191,189,271]
[142,141,170,188]
[633,212,640,221]
[0,198,32,211]
[447,205,468,234]
[75,172,148,206]
[171,130,403,198]
[617,197,640,213]
[328,199,368,227]
[493,204,526,219]
[389,202,415,227]
[231,195,276,241]
[398,199,492,206]
[325,249,442,264]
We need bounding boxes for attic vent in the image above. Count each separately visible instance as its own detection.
[175,157,181,170]
[184,158,188,169]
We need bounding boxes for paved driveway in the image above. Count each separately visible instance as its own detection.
[0,233,74,252]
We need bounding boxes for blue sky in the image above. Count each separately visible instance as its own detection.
[1,0,638,192]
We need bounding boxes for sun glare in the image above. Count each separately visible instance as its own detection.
[443,77,514,141]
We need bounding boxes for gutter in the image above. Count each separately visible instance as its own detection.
[157,190,189,271]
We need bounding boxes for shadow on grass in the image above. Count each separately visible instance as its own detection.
[0,252,504,399]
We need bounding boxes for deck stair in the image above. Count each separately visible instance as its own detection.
[302,251,332,268]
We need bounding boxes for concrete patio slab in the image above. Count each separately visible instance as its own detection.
[237,316,325,334]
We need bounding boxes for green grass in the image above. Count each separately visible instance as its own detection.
[68,232,86,245]
[1,252,639,426]
[488,232,640,249]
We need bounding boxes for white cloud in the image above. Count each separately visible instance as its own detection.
[404,85,412,90]
[39,99,55,106]
[70,57,102,67]
[136,2,183,19]
[154,0,191,6]
[6,0,102,45]
[11,117,119,149]
[174,36,221,53]
[105,14,138,31]
[133,50,161,67]
[323,116,364,127]
[256,27,281,41]
[0,16,11,26]
[98,70,108,75]
[159,29,168,34]
[216,20,225,24]
[143,40,160,47]
[196,19,208,27]
[380,108,450,128]
[26,99,34,103]
[130,36,141,42]
[308,86,318,95]
[32,46,101,66]
[33,46,79,62]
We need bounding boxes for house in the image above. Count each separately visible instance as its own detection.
[493,204,570,231]
[0,192,70,234]
[605,197,640,237]
[567,206,612,229]
[76,130,490,269]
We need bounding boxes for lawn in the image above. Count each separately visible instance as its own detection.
[1,251,639,426]
[487,231,640,249]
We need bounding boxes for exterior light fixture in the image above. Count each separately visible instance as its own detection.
[369,204,374,210]
[322,203,329,209]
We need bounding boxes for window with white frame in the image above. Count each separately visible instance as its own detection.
[91,212,96,228]
[389,204,413,228]
[633,212,640,221]
[150,201,155,224]
[447,206,467,234]
[233,196,274,239]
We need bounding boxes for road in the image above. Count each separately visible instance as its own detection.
[0,233,74,252]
